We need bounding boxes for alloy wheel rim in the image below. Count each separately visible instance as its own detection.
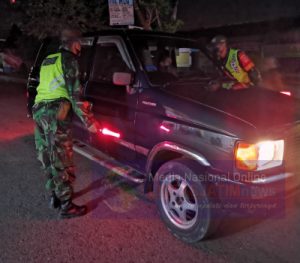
[161,173,199,230]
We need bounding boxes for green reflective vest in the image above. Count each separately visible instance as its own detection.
[35,52,70,104]
[223,49,250,89]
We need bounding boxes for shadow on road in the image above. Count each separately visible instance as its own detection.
[209,218,264,240]
[74,166,155,216]
[0,134,155,221]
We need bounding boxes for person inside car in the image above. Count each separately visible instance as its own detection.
[157,50,178,78]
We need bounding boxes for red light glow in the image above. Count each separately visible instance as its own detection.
[160,125,170,133]
[101,128,121,138]
[280,91,291,96]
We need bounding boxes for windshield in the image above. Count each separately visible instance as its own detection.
[130,35,219,85]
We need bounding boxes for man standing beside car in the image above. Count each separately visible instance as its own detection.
[211,35,261,90]
[32,28,98,218]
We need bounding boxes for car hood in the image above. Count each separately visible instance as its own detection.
[164,83,300,133]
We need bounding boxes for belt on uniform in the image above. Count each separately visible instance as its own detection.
[32,98,69,112]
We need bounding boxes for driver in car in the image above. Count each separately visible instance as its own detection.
[158,50,178,78]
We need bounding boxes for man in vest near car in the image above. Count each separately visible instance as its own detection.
[32,28,98,218]
[211,35,261,90]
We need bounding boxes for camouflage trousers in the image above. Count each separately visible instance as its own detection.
[32,100,75,202]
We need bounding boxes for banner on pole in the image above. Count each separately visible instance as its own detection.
[109,0,134,26]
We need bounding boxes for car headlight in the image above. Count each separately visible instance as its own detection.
[235,140,284,171]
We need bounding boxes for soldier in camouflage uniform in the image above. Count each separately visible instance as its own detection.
[32,29,98,218]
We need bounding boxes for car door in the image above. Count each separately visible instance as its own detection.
[84,36,138,165]
[72,37,96,143]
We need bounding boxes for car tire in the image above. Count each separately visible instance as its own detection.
[154,158,220,243]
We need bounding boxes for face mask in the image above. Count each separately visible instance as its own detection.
[71,41,81,56]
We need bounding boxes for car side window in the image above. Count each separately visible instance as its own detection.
[92,42,131,83]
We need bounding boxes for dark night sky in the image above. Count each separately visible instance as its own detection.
[179,0,300,30]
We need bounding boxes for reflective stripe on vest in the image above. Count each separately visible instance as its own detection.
[224,49,250,89]
[35,52,70,104]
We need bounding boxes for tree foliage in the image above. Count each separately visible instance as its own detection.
[18,0,182,38]
[20,0,108,38]
[134,0,183,32]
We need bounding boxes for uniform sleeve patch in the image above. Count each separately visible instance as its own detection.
[238,51,255,72]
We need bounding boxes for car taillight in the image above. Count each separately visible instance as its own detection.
[235,140,284,171]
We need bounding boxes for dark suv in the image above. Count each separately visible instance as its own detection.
[27,30,300,243]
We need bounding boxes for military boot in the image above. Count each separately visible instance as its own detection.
[49,191,61,209]
[59,201,87,219]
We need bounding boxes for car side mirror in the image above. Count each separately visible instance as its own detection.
[113,72,133,86]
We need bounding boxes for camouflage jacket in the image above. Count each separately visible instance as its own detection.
[60,49,94,127]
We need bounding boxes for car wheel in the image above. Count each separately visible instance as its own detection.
[154,158,220,243]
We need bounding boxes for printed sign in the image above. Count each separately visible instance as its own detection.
[109,0,134,26]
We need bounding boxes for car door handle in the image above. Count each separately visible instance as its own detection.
[142,100,157,107]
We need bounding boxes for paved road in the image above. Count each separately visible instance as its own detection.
[0,82,300,263]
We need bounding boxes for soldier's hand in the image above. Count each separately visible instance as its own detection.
[87,123,98,134]
[87,121,101,134]
[206,80,221,92]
